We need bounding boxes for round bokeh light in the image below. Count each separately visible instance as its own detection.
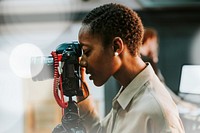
[9,43,44,78]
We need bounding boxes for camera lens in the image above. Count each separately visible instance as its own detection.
[31,56,54,81]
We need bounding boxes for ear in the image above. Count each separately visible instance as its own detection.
[112,37,124,56]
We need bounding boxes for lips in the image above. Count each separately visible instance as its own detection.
[89,74,92,80]
[87,72,93,80]
[85,70,93,80]
[87,72,92,80]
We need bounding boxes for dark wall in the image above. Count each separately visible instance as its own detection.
[137,7,200,94]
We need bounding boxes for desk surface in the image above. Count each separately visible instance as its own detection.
[178,93,200,132]
[179,93,200,105]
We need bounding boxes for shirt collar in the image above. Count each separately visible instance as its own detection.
[113,63,155,110]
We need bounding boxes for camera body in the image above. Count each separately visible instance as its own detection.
[31,41,82,97]
[31,41,87,133]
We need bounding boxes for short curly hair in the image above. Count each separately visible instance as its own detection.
[82,3,144,56]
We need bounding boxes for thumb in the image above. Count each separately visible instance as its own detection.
[77,67,89,102]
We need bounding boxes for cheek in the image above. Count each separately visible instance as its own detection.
[88,52,113,74]
[88,52,117,86]
[88,54,105,70]
[91,60,113,86]
[87,46,114,71]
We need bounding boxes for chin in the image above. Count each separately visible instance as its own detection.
[93,76,110,87]
[93,82,104,87]
[93,80,105,87]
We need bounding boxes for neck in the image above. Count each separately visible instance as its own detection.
[113,55,146,88]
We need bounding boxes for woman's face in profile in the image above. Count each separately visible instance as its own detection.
[78,26,117,86]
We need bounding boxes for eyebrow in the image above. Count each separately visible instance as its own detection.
[79,43,86,48]
[79,42,90,48]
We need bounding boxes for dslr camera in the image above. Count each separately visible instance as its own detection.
[31,41,87,133]
[31,41,83,97]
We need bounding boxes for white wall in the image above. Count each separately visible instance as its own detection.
[0,53,23,133]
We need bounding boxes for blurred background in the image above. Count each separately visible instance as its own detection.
[0,0,200,133]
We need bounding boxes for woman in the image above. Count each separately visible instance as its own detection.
[141,27,198,112]
[78,3,184,133]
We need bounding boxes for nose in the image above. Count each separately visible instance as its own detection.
[79,56,87,68]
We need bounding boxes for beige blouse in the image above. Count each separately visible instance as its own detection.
[78,63,185,133]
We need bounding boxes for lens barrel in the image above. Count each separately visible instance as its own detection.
[31,56,54,81]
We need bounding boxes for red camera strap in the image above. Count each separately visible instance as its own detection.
[51,51,68,112]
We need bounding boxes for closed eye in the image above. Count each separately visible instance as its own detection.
[83,49,91,56]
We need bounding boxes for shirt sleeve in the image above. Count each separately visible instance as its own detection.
[77,95,102,133]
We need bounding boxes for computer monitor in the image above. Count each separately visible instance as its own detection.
[179,65,200,94]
